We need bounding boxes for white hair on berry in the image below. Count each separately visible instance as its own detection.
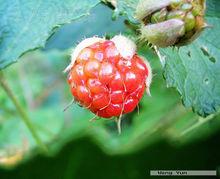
[139,56,152,96]
[111,35,137,60]
[64,37,104,73]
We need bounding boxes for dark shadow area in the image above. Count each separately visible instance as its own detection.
[1,130,220,179]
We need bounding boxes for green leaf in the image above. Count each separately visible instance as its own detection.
[0,0,99,70]
[206,0,220,18]
[102,0,139,22]
[160,2,220,116]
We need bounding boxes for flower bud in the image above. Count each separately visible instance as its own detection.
[136,0,207,47]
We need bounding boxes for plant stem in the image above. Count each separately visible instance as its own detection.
[0,71,48,153]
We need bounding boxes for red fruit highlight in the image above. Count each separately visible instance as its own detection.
[66,35,152,118]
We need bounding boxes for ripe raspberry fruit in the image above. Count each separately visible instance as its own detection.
[65,35,152,119]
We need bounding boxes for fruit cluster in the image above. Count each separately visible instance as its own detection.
[136,0,207,47]
[66,36,152,118]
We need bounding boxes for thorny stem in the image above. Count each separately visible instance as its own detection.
[0,71,48,153]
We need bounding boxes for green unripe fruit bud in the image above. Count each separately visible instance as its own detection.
[151,8,168,23]
[141,19,185,47]
[136,0,207,47]
[180,3,193,11]
[192,4,203,16]
[170,0,183,8]
[166,10,185,20]
[185,12,196,32]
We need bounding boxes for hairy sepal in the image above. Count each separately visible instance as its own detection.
[111,35,137,60]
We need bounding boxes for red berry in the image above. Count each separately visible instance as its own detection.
[77,48,94,62]
[84,59,100,78]
[110,90,124,104]
[124,97,139,113]
[66,35,152,118]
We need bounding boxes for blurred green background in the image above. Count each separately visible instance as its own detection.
[0,4,220,179]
